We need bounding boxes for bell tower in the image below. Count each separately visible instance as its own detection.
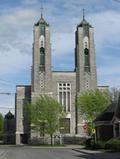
[75,10,97,93]
[32,13,52,100]
[75,10,97,134]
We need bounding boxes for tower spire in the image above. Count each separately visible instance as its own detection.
[83,8,85,20]
[40,0,44,19]
[40,3,43,18]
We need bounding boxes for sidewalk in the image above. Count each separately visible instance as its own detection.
[72,147,120,159]
[72,147,102,155]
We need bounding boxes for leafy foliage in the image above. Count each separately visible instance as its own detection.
[105,139,120,151]
[29,96,65,144]
[110,87,119,102]
[0,113,4,140]
[77,89,110,121]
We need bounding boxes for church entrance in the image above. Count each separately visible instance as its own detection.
[20,134,28,144]
[59,118,70,134]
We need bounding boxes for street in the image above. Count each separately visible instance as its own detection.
[0,146,119,159]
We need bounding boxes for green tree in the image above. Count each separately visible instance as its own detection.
[30,96,65,145]
[77,89,110,135]
[77,89,110,121]
[110,87,119,102]
[0,113,4,140]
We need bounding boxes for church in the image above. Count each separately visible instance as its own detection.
[15,12,98,145]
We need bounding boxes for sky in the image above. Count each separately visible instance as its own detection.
[0,0,120,114]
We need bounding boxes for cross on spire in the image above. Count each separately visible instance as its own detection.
[40,0,44,18]
[40,6,43,18]
[83,8,85,20]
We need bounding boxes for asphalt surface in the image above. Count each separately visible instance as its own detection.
[0,146,119,159]
[0,146,80,159]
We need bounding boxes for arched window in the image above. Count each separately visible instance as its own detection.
[40,47,45,65]
[40,24,45,35]
[84,48,90,72]
[39,35,44,48]
[84,48,89,65]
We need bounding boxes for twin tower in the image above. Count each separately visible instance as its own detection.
[15,14,97,144]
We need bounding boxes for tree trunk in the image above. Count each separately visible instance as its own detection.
[50,134,53,146]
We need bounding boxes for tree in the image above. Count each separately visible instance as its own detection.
[30,96,65,145]
[77,89,110,135]
[77,89,110,121]
[0,113,4,140]
[110,87,119,102]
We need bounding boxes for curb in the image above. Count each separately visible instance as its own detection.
[72,148,102,155]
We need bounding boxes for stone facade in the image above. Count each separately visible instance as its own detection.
[15,86,31,145]
[15,15,97,144]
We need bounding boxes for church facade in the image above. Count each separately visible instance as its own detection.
[15,14,97,145]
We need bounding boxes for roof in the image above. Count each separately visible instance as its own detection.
[16,85,31,87]
[78,19,92,28]
[93,102,117,123]
[35,15,49,26]
[5,111,14,119]
[52,71,75,73]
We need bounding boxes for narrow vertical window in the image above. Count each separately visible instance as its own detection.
[59,92,62,105]
[58,83,71,112]
[84,48,90,72]
[63,92,66,111]
[40,24,45,35]
[40,47,45,66]
[68,92,70,112]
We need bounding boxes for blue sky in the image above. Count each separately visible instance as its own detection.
[0,0,120,114]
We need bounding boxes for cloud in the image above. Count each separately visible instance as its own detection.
[52,32,74,56]
[0,1,120,115]
[0,48,31,75]
[87,10,120,87]
[98,64,120,76]
[0,9,38,27]
[89,10,120,46]
[0,95,15,115]
[0,1,120,111]
[21,0,39,5]
[98,75,120,88]
[0,8,38,76]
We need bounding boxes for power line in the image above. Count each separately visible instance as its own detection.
[0,92,15,95]
[0,107,14,110]
[0,93,13,95]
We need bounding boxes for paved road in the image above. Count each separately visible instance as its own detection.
[0,146,79,159]
[0,146,119,159]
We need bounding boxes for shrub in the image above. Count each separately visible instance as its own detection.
[95,141,106,149]
[105,139,120,151]
[85,138,106,150]
[85,138,92,148]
